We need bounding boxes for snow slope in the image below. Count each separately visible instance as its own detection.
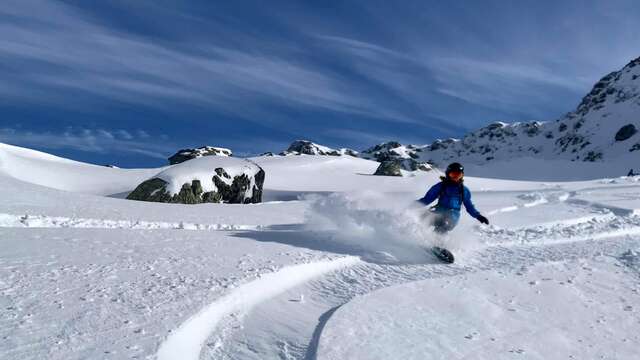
[318,256,640,360]
[0,142,159,196]
[1,143,640,360]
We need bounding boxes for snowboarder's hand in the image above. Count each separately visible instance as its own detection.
[477,215,489,225]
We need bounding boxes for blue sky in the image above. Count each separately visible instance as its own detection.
[1,0,639,167]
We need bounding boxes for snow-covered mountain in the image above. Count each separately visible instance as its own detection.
[163,57,640,181]
[274,140,432,176]
[279,140,358,157]
[419,56,640,167]
[360,141,423,162]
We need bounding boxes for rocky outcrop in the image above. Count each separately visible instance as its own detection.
[279,140,357,157]
[373,160,403,176]
[372,158,432,176]
[127,157,264,204]
[168,146,232,165]
[615,124,637,141]
[361,141,422,162]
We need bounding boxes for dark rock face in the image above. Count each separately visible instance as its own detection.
[168,146,232,165]
[615,124,637,142]
[126,178,174,202]
[373,161,403,176]
[573,57,640,118]
[127,178,210,204]
[428,138,457,151]
[583,151,603,162]
[372,159,431,176]
[252,168,265,202]
[211,168,265,204]
[126,165,265,204]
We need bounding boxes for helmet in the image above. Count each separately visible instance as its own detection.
[445,162,464,175]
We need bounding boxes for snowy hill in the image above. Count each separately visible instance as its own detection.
[0,142,159,196]
[1,142,640,359]
[418,56,640,177]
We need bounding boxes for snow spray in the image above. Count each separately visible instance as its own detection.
[303,191,476,263]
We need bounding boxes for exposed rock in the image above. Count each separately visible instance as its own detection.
[282,140,335,156]
[615,124,637,142]
[361,141,422,163]
[522,122,542,137]
[280,140,358,157]
[372,158,431,176]
[341,148,360,157]
[373,160,403,176]
[126,178,173,203]
[583,151,603,162]
[168,146,232,165]
[210,167,265,204]
[127,157,264,204]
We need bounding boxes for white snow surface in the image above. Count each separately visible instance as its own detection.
[1,143,640,360]
[318,257,640,360]
[0,142,159,195]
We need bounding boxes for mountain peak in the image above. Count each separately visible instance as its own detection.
[419,55,640,167]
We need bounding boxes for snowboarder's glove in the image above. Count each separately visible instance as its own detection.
[477,215,489,225]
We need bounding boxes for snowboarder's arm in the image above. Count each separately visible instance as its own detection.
[462,187,481,219]
[418,183,441,206]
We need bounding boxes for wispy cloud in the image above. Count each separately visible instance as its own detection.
[0,0,418,125]
[2,0,638,167]
[425,57,592,115]
[0,127,170,160]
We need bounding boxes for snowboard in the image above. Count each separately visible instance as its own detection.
[430,246,455,264]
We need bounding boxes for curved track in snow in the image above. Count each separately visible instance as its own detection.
[204,209,640,360]
[156,257,361,360]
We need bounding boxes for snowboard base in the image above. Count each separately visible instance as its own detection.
[431,246,455,264]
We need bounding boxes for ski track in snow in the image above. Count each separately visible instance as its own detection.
[480,213,640,247]
[208,210,640,359]
[156,257,361,360]
[486,191,570,215]
[0,213,262,231]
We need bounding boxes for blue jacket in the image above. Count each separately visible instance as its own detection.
[418,180,481,219]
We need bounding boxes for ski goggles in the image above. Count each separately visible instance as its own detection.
[448,170,463,177]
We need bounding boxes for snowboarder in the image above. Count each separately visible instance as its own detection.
[628,168,635,177]
[418,162,489,234]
